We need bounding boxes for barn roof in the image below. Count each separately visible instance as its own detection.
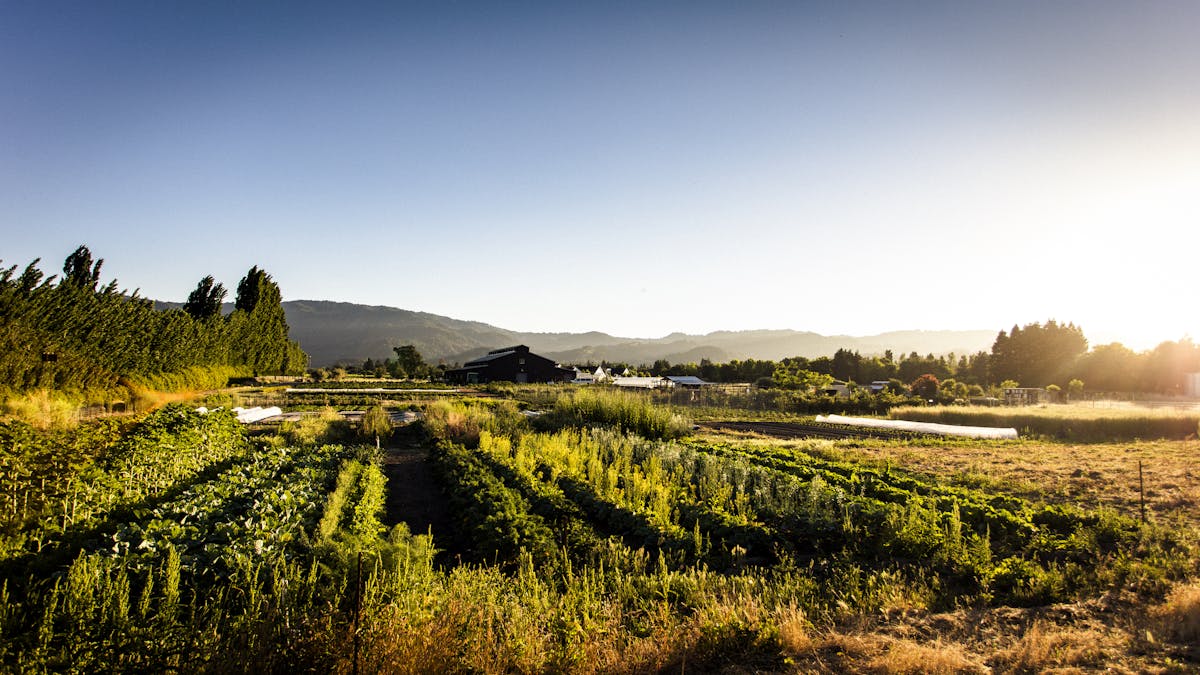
[665,375,710,386]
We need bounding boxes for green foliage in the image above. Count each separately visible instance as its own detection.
[431,440,558,566]
[541,388,691,440]
[0,394,1193,672]
[2,389,81,429]
[181,275,225,321]
[0,404,248,563]
[390,344,428,379]
[278,408,350,446]
[990,320,1087,387]
[359,405,393,443]
[1068,378,1084,398]
[0,250,308,397]
[420,398,528,446]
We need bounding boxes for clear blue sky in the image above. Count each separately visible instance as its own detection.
[3,1,1197,350]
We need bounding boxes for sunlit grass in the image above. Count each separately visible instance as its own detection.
[2,389,80,429]
[890,404,1200,442]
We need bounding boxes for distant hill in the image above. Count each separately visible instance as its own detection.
[275,300,997,368]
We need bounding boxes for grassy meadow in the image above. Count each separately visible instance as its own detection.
[1,386,1198,673]
[890,403,1200,442]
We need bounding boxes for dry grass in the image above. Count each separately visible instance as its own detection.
[888,404,1200,442]
[784,630,986,674]
[1150,582,1200,645]
[989,620,1109,673]
[2,389,80,429]
[807,438,1200,530]
[866,638,984,674]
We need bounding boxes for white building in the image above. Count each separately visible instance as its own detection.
[612,376,668,389]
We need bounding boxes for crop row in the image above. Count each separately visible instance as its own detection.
[0,437,392,672]
[436,425,1187,608]
[98,442,347,578]
[0,405,249,561]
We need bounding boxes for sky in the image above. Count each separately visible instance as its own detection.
[2,1,1198,351]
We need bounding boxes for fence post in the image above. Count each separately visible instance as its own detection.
[1138,459,1146,524]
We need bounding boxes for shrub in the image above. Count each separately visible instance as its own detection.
[541,388,691,440]
[360,405,393,443]
[280,407,349,446]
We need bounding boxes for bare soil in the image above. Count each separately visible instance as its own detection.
[380,439,452,544]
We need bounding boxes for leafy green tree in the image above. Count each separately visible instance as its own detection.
[234,266,271,313]
[990,320,1087,387]
[1072,343,1139,393]
[1138,339,1200,394]
[392,344,427,379]
[229,266,301,375]
[0,250,309,392]
[61,245,103,291]
[1068,378,1084,399]
[182,276,226,320]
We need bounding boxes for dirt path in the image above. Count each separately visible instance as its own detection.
[380,442,453,544]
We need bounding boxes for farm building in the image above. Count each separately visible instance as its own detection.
[1004,387,1049,406]
[443,345,574,384]
[823,380,851,397]
[665,375,713,389]
[612,376,669,389]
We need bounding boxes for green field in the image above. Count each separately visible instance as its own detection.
[2,389,1198,673]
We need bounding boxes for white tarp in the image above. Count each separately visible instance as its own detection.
[198,406,282,423]
[816,414,1019,440]
[232,406,283,423]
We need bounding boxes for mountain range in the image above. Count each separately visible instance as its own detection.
[275,300,998,368]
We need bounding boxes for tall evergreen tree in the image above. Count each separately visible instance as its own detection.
[183,276,226,320]
[62,245,103,291]
[234,266,271,313]
[990,320,1087,387]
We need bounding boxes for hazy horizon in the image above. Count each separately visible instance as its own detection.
[4,2,1196,352]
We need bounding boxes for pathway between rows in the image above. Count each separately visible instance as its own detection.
[380,442,453,545]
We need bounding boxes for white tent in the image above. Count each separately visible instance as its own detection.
[816,414,1018,440]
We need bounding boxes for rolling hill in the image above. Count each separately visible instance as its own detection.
[278,300,997,368]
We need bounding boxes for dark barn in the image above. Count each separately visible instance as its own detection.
[444,345,573,384]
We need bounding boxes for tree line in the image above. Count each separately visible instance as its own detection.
[607,320,1200,396]
[0,245,307,396]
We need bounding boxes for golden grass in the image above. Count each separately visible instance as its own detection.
[990,620,1108,673]
[783,630,986,675]
[2,389,80,429]
[893,404,1200,421]
[889,404,1200,442]
[1150,582,1200,645]
[865,638,984,674]
[811,438,1200,530]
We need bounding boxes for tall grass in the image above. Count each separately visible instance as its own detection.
[2,389,81,429]
[421,399,528,446]
[889,405,1200,442]
[278,407,350,446]
[542,388,692,440]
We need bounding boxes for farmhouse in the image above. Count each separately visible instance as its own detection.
[444,345,573,384]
